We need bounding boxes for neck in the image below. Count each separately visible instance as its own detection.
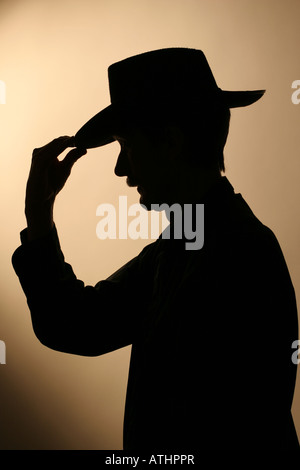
[171,167,222,205]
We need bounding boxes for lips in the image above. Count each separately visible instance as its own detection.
[126,177,139,187]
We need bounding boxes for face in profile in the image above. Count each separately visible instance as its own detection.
[113,126,178,210]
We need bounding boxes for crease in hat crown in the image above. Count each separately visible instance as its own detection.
[75,47,265,149]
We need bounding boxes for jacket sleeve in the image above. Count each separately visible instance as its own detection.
[11,225,154,356]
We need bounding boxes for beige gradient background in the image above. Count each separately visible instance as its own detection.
[0,0,299,449]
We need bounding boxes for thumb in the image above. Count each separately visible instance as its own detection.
[61,147,87,171]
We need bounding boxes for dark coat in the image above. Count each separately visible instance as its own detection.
[12,177,299,450]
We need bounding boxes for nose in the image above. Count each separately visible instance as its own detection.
[114,150,129,177]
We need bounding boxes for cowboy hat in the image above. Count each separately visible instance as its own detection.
[74,48,265,149]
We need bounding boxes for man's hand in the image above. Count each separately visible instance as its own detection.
[25,136,87,240]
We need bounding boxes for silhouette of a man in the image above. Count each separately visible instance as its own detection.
[12,48,299,449]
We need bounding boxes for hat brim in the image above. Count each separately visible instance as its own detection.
[222,89,265,108]
[75,105,117,149]
[74,89,265,149]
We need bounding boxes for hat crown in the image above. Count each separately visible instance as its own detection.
[108,48,219,104]
[74,48,265,149]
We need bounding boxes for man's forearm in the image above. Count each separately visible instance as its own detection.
[12,221,142,357]
[26,206,54,241]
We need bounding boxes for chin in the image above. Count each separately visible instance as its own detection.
[138,193,168,212]
[138,194,152,211]
[138,185,171,210]
[137,187,152,210]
